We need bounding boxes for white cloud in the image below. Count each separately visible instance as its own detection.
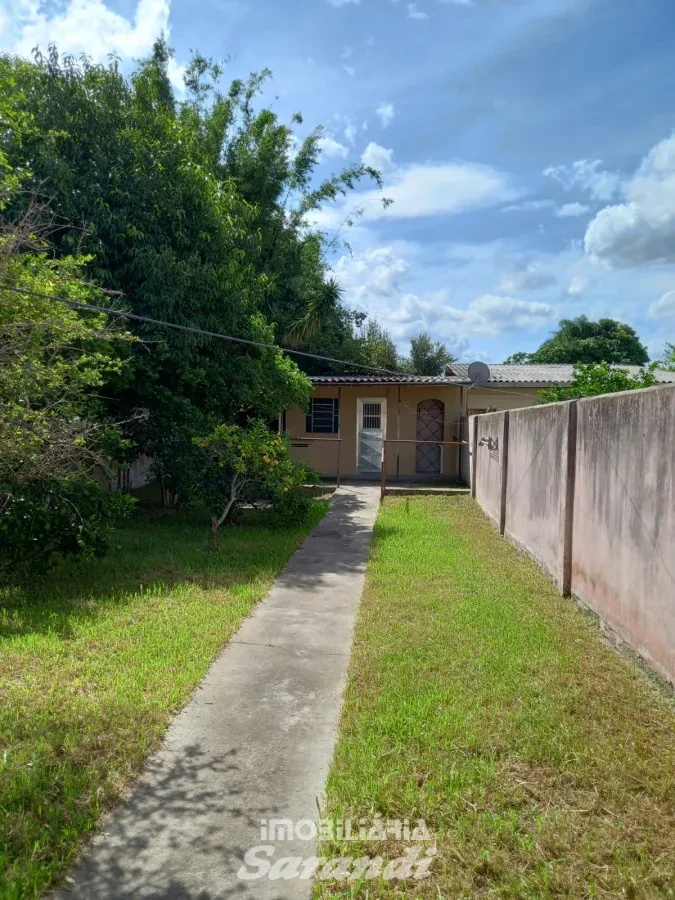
[499,259,555,293]
[501,199,555,213]
[585,134,675,266]
[556,202,590,218]
[544,159,620,202]
[360,160,515,221]
[341,45,354,58]
[407,3,429,18]
[326,0,359,5]
[360,141,395,172]
[441,295,555,336]
[344,123,358,145]
[307,152,515,230]
[4,0,179,80]
[334,246,410,303]
[333,245,555,345]
[649,290,675,318]
[376,102,395,128]
[343,65,356,76]
[567,275,589,297]
[318,136,349,159]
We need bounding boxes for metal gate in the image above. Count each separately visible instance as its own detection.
[416,399,444,474]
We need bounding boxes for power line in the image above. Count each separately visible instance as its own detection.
[0,282,405,376]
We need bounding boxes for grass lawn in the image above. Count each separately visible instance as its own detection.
[0,502,327,900]
[318,496,675,899]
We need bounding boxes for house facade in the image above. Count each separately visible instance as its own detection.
[284,375,469,480]
[284,364,675,481]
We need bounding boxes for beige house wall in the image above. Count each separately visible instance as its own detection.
[285,384,465,478]
[466,385,541,415]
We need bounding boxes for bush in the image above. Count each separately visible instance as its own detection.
[266,486,313,528]
[0,478,136,577]
[194,420,318,546]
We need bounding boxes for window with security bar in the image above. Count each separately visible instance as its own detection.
[306,398,340,433]
[362,403,382,430]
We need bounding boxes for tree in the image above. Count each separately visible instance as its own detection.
[0,139,136,573]
[538,362,658,404]
[657,342,675,371]
[1,41,384,493]
[353,320,401,372]
[527,316,649,365]
[503,351,531,364]
[195,420,317,549]
[403,333,456,375]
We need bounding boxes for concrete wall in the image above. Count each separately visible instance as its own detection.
[286,384,464,479]
[505,403,568,578]
[471,384,675,686]
[571,388,675,684]
[472,411,507,526]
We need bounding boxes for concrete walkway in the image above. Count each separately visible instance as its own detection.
[55,485,381,900]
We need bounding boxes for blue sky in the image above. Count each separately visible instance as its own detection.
[3,0,675,362]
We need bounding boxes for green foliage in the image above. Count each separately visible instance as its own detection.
[524,315,649,365]
[195,420,317,544]
[0,252,134,483]
[538,361,658,403]
[403,332,455,375]
[656,342,675,371]
[502,351,531,364]
[0,478,136,577]
[0,85,138,573]
[351,319,401,372]
[0,40,384,484]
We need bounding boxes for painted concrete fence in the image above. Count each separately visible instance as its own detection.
[469,384,675,686]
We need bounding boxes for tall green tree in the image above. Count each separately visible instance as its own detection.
[510,316,649,365]
[0,125,136,572]
[1,41,385,492]
[403,332,456,375]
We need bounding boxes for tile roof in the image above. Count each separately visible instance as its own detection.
[309,374,469,385]
[445,363,675,386]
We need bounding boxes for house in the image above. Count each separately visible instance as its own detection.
[284,364,675,481]
[283,375,470,480]
[446,363,675,416]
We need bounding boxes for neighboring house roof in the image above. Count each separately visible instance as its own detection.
[309,374,470,385]
[445,363,675,387]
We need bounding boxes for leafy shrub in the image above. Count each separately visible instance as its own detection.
[0,478,136,577]
[538,361,658,403]
[266,485,313,528]
[194,419,318,547]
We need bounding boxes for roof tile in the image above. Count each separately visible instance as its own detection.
[446,363,675,386]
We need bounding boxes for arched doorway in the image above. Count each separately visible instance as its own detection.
[416,399,444,475]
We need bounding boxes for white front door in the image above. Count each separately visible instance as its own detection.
[357,398,386,473]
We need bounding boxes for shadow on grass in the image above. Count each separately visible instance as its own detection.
[1,491,393,642]
[0,506,324,642]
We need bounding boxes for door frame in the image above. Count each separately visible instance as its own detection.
[356,397,387,472]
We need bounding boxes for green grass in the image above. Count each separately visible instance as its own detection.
[318,496,675,899]
[0,503,327,900]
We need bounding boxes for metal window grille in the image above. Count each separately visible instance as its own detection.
[362,403,382,430]
[306,398,339,433]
